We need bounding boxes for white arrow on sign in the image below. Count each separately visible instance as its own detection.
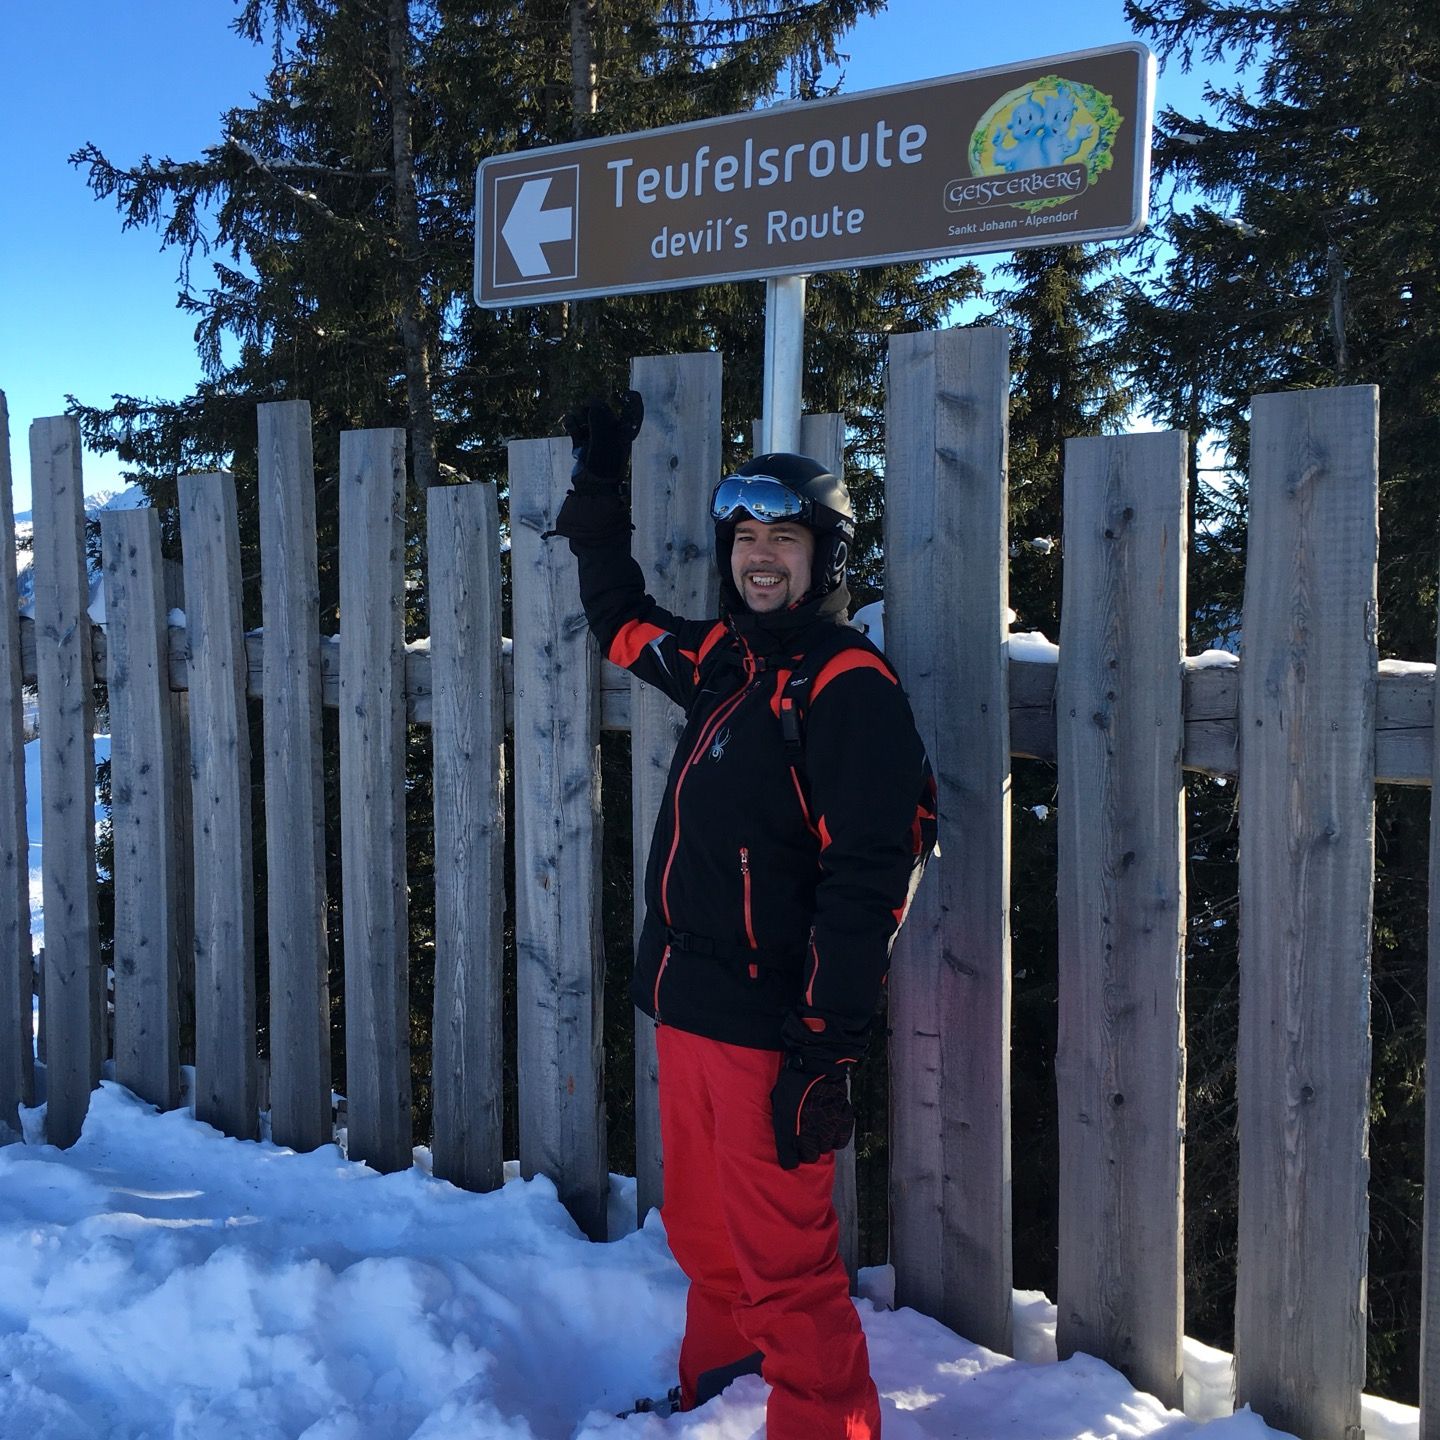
[501,177,574,277]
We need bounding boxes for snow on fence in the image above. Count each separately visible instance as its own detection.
[0,333,1434,1440]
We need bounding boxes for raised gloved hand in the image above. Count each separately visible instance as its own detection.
[547,390,644,544]
[563,390,644,489]
[770,1054,855,1171]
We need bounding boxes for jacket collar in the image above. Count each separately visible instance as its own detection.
[724,580,851,655]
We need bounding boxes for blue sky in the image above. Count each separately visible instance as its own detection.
[0,0,1218,511]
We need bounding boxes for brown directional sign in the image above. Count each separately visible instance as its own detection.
[474,43,1153,307]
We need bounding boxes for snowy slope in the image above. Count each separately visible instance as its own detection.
[0,1082,1315,1440]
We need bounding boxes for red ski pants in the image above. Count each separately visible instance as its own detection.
[656,1024,881,1439]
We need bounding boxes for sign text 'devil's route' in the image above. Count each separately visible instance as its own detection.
[473,43,1153,307]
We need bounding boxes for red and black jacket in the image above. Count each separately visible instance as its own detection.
[569,529,935,1059]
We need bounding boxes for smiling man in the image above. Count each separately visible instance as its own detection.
[549,397,935,1440]
[730,515,813,611]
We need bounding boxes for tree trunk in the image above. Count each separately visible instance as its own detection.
[1327,240,1349,382]
[388,0,439,494]
[570,0,597,134]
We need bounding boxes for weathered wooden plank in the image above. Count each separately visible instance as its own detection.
[1235,385,1377,1440]
[628,352,722,1227]
[168,687,196,1067]
[1422,668,1440,1422]
[0,394,32,1142]
[102,509,180,1113]
[795,414,843,482]
[257,400,331,1152]
[749,411,845,472]
[883,340,946,1323]
[162,559,196,1072]
[428,481,505,1193]
[338,428,411,1174]
[1373,665,1432,787]
[1009,653,1059,762]
[1179,661,1238,778]
[884,325,1013,1351]
[509,436,608,1241]
[179,472,257,1140]
[29,417,100,1148]
[1055,432,1187,1407]
[1426,595,1440,1439]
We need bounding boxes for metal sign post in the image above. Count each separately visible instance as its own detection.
[762,275,807,453]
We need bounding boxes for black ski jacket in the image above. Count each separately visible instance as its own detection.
[570,529,935,1059]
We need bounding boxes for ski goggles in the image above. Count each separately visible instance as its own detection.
[709,475,812,526]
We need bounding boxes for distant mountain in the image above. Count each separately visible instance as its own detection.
[12,483,147,529]
[13,485,149,619]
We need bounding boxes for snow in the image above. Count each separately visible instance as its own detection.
[1181,1337,1236,1422]
[851,600,883,650]
[846,606,1061,668]
[1378,658,1433,677]
[1366,1395,1427,1440]
[1185,650,1239,671]
[1008,629,1059,663]
[7,623,1421,1440]
[0,1083,1320,1440]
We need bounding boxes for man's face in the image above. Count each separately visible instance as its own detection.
[730,518,815,613]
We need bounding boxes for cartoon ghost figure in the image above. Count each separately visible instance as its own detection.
[991,93,1049,173]
[1039,83,1094,167]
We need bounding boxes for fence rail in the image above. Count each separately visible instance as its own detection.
[1,342,1434,1440]
[12,617,1436,781]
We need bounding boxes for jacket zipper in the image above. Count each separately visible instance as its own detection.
[739,846,759,956]
[653,944,671,1021]
[659,646,756,923]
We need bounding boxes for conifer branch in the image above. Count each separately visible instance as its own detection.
[223,138,383,244]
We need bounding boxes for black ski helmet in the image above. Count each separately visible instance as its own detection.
[712,452,855,604]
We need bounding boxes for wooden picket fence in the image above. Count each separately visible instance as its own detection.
[0,330,1435,1440]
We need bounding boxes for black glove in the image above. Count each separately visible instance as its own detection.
[770,1055,855,1171]
[563,390,644,488]
[546,390,644,543]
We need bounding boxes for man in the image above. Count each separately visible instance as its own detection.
[550,394,934,1440]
